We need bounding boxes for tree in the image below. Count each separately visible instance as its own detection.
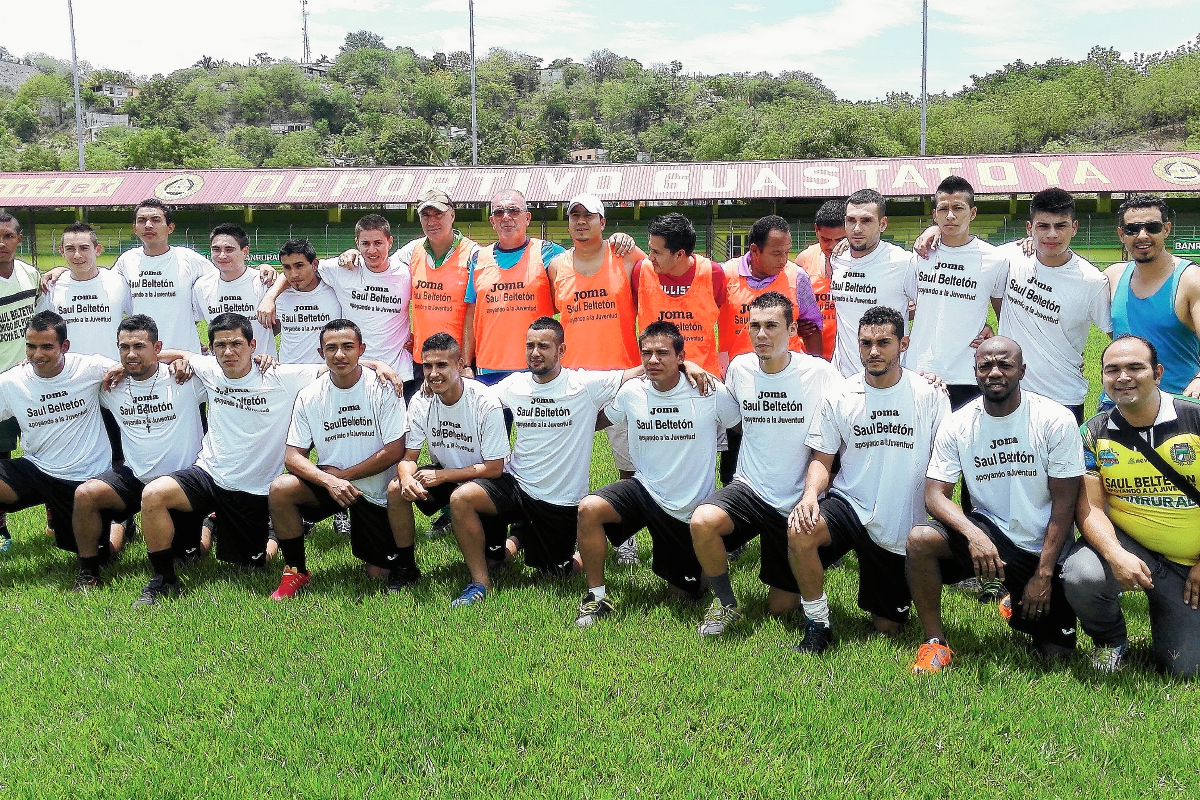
[3,104,40,143]
[17,143,61,171]
[228,126,276,166]
[586,49,620,83]
[375,118,446,165]
[340,30,387,54]
[194,56,219,71]
[264,129,325,167]
[124,127,212,168]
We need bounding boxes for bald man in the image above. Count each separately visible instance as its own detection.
[904,337,1085,674]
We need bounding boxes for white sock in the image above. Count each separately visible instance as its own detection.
[802,593,830,626]
[590,585,606,601]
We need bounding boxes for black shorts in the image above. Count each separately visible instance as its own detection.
[947,383,982,411]
[100,407,124,464]
[474,472,576,574]
[410,463,454,517]
[295,477,398,570]
[0,416,19,453]
[94,465,206,558]
[701,481,796,594]
[925,513,1077,648]
[0,457,99,557]
[593,478,704,592]
[402,359,423,405]
[169,466,269,568]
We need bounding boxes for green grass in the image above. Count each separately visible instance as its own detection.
[1,327,1198,799]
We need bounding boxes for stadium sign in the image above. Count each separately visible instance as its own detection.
[2,152,1200,207]
[1174,239,1200,257]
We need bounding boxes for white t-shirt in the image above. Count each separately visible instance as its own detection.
[188,355,322,496]
[927,391,1085,552]
[37,269,132,360]
[192,268,277,358]
[495,367,623,506]
[287,366,408,506]
[406,379,510,469]
[607,376,741,522]
[998,244,1112,406]
[806,370,949,554]
[276,279,343,365]
[99,363,207,482]
[906,238,1009,385]
[0,259,43,371]
[113,246,215,352]
[0,353,114,481]
[830,241,914,377]
[318,257,413,379]
[725,351,843,516]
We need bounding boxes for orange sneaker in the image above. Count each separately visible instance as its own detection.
[998,593,1013,621]
[911,639,953,674]
[270,566,310,600]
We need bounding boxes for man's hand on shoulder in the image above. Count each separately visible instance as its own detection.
[338,249,361,270]
[608,232,636,257]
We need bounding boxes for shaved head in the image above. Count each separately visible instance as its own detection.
[975,336,1023,367]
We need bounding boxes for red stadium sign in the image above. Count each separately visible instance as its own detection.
[1,152,1199,207]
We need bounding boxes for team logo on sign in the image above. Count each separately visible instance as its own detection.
[154,174,205,201]
[1152,156,1200,186]
[1170,442,1196,466]
[1098,448,1119,467]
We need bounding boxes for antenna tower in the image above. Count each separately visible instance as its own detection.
[301,0,312,64]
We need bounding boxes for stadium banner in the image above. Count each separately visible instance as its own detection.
[2,152,1200,208]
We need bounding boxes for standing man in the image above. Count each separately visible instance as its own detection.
[1063,335,1200,676]
[997,188,1112,423]
[829,190,914,377]
[905,337,1084,674]
[193,224,278,358]
[793,200,846,362]
[271,238,343,366]
[573,321,741,627]
[1107,195,1200,400]
[689,292,842,636]
[788,305,949,654]
[0,212,41,549]
[268,319,410,599]
[39,223,131,360]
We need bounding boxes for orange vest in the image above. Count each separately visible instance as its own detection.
[472,238,555,371]
[797,243,836,361]
[556,247,639,370]
[636,255,721,374]
[719,258,805,358]
[409,236,473,352]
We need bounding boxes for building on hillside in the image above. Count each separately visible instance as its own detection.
[271,121,313,134]
[84,111,130,140]
[538,68,563,87]
[95,83,140,109]
[570,148,609,163]
[0,61,40,92]
[300,62,329,78]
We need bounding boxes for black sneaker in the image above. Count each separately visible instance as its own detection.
[575,592,615,628]
[427,509,452,539]
[0,523,12,553]
[71,570,102,593]
[794,618,834,655]
[386,566,421,594]
[132,574,183,607]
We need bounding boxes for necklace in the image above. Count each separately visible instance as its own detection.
[126,366,162,433]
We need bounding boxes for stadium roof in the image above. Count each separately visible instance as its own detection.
[2,152,1199,208]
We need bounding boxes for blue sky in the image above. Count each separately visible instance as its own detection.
[7,0,1200,100]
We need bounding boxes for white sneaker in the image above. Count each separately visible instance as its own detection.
[616,535,639,566]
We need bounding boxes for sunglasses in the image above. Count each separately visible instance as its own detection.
[1120,221,1165,236]
[491,207,526,217]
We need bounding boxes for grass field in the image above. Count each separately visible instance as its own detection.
[1,328,1198,799]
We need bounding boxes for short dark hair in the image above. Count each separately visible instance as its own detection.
[279,238,317,263]
[28,311,68,344]
[210,223,249,249]
[1117,195,1170,226]
[529,315,565,344]
[1103,334,1159,370]
[639,320,685,354]
[748,215,791,251]
[0,212,23,235]
[846,189,886,217]
[1029,188,1076,221]
[208,312,254,347]
[647,213,697,256]
[320,318,363,346]
[421,331,461,356]
[813,200,846,230]
[117,314,159,343]
[749,290,793,326]
[355,214,392,238]
[62,221,99,247]
[133,198,174,225]
[934,175,975,207]
[858,305,905,339]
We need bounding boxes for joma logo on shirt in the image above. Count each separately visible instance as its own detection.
[758,391,787,399]
[991,437,1019,450]
[39,390,68,403]
[869,408,898,420]
[1026,273,1054,293]
[493,281,525,291]
[573,288,608,301]
[338,404,361,414]
[414,280,444,290]
[658,310,693,320]
[650,406,679,415]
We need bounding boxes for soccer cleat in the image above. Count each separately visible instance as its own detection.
[450,581,487,607]
[332,511,352,537]
[911,638,954,674]
[386,566,421,594]
[794,618,835,655]
[71,570,102,593]
[697,599,742,637]
[727,542,749,561]
[1091,642,1129,673]
[0,524,10,553]
[978,577,1005,604]
[427,510,453,539]
[998,593,1013,621]
[615,535,639,566]
[575,592,615,628]
[270,566,310,600]
[132,574,183,607]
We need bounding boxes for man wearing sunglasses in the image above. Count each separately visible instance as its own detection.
[1106,195,1200,399]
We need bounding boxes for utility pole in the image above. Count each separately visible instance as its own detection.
[469,0,478,166]
[301,0,311,64]
[919,0,928,156]
[67,0,86,169]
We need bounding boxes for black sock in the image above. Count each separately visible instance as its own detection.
[148,548,176,583]
[709,572,737,607]
[395,545,416,572]
[78,555,101,576]
[277,536,307,574]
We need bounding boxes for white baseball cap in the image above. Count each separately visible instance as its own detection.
[566,193,605,217]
